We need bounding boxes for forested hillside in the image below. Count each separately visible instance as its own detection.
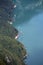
[0,0,26,65]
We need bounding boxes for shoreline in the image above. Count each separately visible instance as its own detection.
[15,30,28,63]
[15,30,21,39]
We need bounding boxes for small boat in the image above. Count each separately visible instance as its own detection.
[15,35,19,39]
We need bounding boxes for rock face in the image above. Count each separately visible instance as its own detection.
[0,0,26,65]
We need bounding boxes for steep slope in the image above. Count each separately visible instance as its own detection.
[0,35,26,65]
[0,0,26,65]
[0,22,18,38]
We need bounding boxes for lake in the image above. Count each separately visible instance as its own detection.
[14,12,43,65]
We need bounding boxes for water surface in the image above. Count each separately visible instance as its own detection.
[14,13,43,65]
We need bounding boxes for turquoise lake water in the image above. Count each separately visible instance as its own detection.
[14,12,43,65]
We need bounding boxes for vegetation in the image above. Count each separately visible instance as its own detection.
[0,35,26,65]
[0,22,18,38]
[0,0,26,65]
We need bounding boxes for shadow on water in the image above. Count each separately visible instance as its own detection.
[13,0,43,65]
[13,10,43,27]
[13,0,43,26]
